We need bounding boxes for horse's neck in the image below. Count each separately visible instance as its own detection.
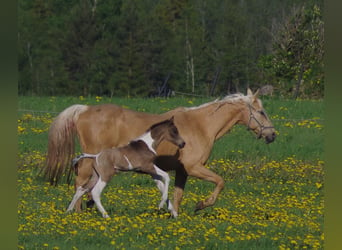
[199,101,244,140]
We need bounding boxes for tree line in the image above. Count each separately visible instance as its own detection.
[18,0,324,98]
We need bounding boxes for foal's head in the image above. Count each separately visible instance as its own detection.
[150,117,186,149]
[243,88,276,144]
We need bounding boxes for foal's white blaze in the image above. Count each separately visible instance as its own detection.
[134,131,156,154]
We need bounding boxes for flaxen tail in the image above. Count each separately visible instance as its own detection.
[41,104,89,185]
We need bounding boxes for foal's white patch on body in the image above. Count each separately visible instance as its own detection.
[134,131,156,154]
[123,154,134,170]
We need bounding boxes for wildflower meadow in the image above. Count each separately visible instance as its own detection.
[18,96,324,249]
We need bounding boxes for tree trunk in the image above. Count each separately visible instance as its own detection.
[293,64,304,99]
[185,20,195,93]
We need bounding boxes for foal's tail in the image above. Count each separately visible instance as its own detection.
[41,104,89,185]
[72,153,97,168]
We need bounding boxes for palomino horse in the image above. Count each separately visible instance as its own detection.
[42,89,276,214]
[67,118,185,218]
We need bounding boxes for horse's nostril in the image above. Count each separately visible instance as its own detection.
[180,142,186,148]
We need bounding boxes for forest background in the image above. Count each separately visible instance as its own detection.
[18,0,324,99]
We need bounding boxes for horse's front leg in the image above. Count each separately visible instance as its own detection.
[172,168,188,214]
[186,165,224,211]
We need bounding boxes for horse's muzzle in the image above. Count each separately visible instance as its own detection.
[265,132,276,144]
[178,142,186,148]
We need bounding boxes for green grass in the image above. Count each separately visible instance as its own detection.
[17,96,324,249]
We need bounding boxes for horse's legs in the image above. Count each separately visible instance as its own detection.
[172,168,188,214]
[187,165,224,211]
[152,165,171,210]
[152,173,178,217]
[67,186,88,212]
[91,177,109,218]
[74,159,94,212]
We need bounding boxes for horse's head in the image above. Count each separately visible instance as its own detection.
[244,88,276,144]
[150,117,186,149]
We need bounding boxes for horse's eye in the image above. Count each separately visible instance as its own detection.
[259,110,266,116]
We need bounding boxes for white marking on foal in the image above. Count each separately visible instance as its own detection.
[134,131,156,154]
[91,177,109,218]
[153,177,178,218]
[123,155,134,170]
[153,165,170,209]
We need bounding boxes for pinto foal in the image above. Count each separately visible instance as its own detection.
[66,117,185,218]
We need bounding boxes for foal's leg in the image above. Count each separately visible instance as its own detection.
[91,177,109,218]
[67,186,89,212]
[67,169,99,212]
[187,165,224,211]
[152,165,171,210]
[152,174,178,218]
[74,158,94,211]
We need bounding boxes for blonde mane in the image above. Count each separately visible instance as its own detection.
[185,93,252,111]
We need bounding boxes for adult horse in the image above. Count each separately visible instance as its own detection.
[42,89,276,214]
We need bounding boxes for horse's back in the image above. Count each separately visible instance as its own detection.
[75,104,164,153]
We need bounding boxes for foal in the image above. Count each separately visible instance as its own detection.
[66,117,185,218]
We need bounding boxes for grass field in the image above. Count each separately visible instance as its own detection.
[18,95,324,249]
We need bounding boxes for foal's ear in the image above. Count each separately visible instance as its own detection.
[247,88,253,96]
[169,116,175,122]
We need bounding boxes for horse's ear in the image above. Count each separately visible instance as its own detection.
[254,89,260,99]
[169,116,174,122]
[247,88,253,96]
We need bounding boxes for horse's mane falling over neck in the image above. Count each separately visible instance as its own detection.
[182,93,255,141]
[185,93,253,112]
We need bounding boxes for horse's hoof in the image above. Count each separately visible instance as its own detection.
[194,201,205,212]
[158,202,166,209]
[171,212,178,218]
[102,213,110,219]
